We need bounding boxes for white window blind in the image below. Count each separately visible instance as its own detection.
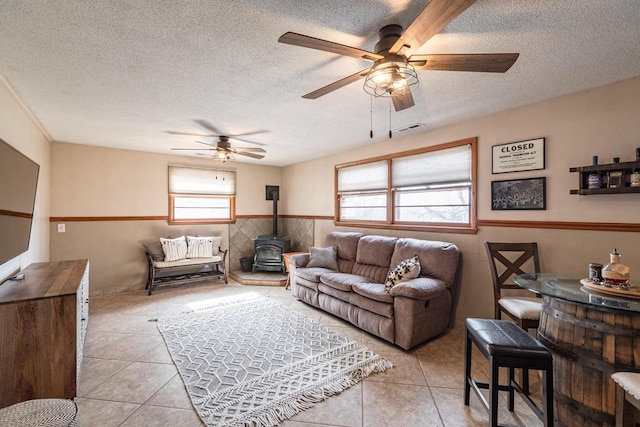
[168,166,236,195]
[392,144,471,188]
[337,160,388,193]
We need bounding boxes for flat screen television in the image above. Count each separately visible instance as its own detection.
[0,138,39,265]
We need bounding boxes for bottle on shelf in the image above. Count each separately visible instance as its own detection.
[631,148,640,188]
[587,156,602,189]
[608,157,623,189]
[602,248,630,286]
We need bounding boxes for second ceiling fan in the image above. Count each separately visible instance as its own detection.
[168,120,267,160]
[278,0,519,111]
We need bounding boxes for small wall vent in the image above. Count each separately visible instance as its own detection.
[395,122,425,133]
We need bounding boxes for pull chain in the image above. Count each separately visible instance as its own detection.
[388,98,393,139]
[369,96,373,139]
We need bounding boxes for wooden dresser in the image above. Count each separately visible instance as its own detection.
[0,259,89,408]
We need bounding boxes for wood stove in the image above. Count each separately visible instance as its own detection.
[252,185,291,273]
[252,235,290,273]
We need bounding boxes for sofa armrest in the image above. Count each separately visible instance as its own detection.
[389,277,448,300]
[289,253,310,268]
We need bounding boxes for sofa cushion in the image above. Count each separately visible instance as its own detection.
[385,255,421,292]
[325,232,363,273]
[320,272,372,292]
[356,235,397,267]
[295,267,336,283]
[352,283,394,304]
[349,291,394,318]
[144,241,165,261]
[160,236,188,262]
[306,246,338,270]
[390,238,460,287]
[318,283,351,304]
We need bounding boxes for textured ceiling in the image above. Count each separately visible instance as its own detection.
[0,1,639,167]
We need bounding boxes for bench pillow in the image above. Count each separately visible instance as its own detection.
[186,236,215,258]
[196,235,223,256]
[160,236,188,262]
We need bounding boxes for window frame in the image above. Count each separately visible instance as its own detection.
[167,165,237,225]
[334,137,477,234]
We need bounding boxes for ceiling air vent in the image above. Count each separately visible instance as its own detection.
[394,123,425,133]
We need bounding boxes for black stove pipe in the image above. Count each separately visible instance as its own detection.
[272,194,277,236]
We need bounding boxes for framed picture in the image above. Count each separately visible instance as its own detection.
[492,137,545,174]
[491,177,546,210]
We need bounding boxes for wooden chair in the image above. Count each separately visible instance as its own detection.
[484,242,542,331]
[612,372,640,427]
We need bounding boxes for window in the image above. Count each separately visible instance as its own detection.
[168,165,236,224]
[335,138,476,233]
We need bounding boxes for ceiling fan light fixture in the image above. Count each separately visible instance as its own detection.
[213,151,234,162]
[364,61,418,98]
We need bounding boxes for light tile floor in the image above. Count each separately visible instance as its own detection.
[77,280,544,426]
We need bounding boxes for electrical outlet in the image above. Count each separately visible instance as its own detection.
[57,224,65,233]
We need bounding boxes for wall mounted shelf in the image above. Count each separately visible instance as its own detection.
[570,160,640,195]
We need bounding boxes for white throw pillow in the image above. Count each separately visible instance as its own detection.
[196,235,223,256]
[186,236,215,258]
[385,255,421,292]
[160,236,188,262]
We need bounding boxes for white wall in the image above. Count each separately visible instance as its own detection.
[282,76,640,320]
[0,76,51,282]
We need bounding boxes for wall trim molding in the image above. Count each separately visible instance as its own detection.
[50,216,168,222]
[477,219,640,233]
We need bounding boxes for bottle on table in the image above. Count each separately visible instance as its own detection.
[602,248,630,286]
[631,148,640,188]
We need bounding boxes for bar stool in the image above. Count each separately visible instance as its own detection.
[464,318,554,427]
[0,398,80,426]
[612,372,640,427]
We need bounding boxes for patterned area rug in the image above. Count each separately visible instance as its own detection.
[157,296,393,427]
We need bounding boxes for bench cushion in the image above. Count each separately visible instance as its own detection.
[153,256,222,269]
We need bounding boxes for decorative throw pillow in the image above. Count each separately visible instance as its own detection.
[306,246,339,270]
[144,241,165,261]
[160,236,188,262]
[186,236,215,258]
[197,235,223,256]
[385,255,421,292]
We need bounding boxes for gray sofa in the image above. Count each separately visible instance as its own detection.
[289,232,461,350]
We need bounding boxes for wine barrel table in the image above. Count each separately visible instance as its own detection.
[514,274,640,427]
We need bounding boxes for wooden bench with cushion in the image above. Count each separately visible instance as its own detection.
[144,235,227,295]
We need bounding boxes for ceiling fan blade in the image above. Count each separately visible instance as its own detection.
[170,148,216,151]
[229,130,269,138]
[302,68,370,99]
[166,131,214,137]
[193,119,223,135]
[230,137,268,146]
[235,150,265,160]
[411,53,519,72]
[195,140,217,147]
[230,147,266,153]
[278,32,383,61]
[390,0,477,57]
[392,92,415,112]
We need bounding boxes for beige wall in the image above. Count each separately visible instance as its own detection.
[283,76,640,320]
[0,76,51,282]
[50,143,283,294]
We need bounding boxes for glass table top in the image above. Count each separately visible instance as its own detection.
[514,273,640,313]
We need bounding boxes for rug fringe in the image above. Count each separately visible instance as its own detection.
[232,357,393,427]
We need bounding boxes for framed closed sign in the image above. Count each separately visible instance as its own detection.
[492,137,545,174]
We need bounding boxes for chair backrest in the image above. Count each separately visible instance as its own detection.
[484,242,541,316]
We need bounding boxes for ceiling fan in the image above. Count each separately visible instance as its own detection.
[278,0,519,111]
[168,120,267,160]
